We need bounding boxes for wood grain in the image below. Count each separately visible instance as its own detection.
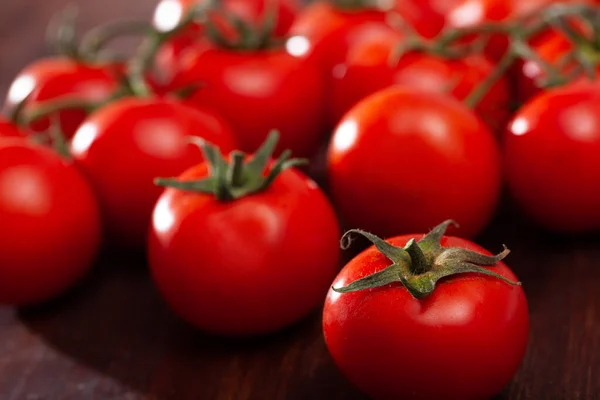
[0,1,599,399]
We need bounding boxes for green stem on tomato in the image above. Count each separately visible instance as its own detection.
[333,220,519,300]
[155,130,307,202]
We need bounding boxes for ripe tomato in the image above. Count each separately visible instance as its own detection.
[70,98,238,248]
[323,222,529,400]
[289,0,446,76]
[445,0,593,61]
[0,117,25,138]
[153,0,299,36]
[3,58,121,139]
[288,1,389,77]
[328,87,501,239]
[516,26,593,102]
[0,140,101,305]
[505,79,600,232]
[148,134,340,335]
[153,0,300,79]
[331,28,511,131]
[166,40,325,158]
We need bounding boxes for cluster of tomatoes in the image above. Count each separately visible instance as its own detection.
[3,0,600,398]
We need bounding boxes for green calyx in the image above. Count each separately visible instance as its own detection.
[155,130,307,202]
[204,0,280,50]
[333,220,521,299]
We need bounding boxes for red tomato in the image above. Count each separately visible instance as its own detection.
[70,98,238,248]
[165,40,325,158]
[288,1,389,76]
[323,230,529,400]
[0,140,101,305]
[331,28,511,131]
[328,87,501,239]
[153,0,299,37]
[153,0,300,80]
[289,0,446,75]
[505,79,600,232]
[444,0,593,61]
[3,58,121,139]
[516,26,593,102]
[0,117,25,138]
[148,150,340,336]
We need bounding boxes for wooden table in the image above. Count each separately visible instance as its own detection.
[1,1,599,399]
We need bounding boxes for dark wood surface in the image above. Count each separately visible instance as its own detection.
[1,1,599,399]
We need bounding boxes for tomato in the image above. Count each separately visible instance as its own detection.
[0,117,25,138]
[153,0,300,80]
[323,222,529,400]
[516,26,594,102]
[445,0,593,61]
[70,98,238,248]
[3,58,121,139]
[153,0,299,36]
[327,87,501,239]
[505,79,600,232]
[165,40,325,158]
[289,0,446,75]
[331,28,511,131]
[0,140,101,305]
[289,2,389,75]
[148,133,340,335]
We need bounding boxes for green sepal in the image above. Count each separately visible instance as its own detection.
[155,130,308,202]
[333,220,521,299]
[203,0,279,50]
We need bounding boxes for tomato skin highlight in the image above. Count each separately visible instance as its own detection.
[70,98,238,249]
[166,42,326,158]
[289,2,388,76]
[327,87,501,240]
[3,58,121,139]
[505,80,600,232]
[331,29,511,132]
[148,163,341,336]
[153,0,299,37]
[0,141,101,305]
[323,235,529,400]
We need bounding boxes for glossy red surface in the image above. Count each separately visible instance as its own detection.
[505,80,600,232]
[0,141,101,305]
[328,87,501,239]
[149,162,340,336]
[3,58,121,138]
[324,235,529,400]
[70,98,238,248]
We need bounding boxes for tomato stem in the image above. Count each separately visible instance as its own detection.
[203,0,281,50]
[333,220,520,299]
[46,5,81,60]
[79,20,154,61]
[126,4,209,97]
[155,130,308,202]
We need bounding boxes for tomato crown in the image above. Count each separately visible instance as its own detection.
[155,130,307,202]
[202,0,282,50]
[334,220,520,299]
